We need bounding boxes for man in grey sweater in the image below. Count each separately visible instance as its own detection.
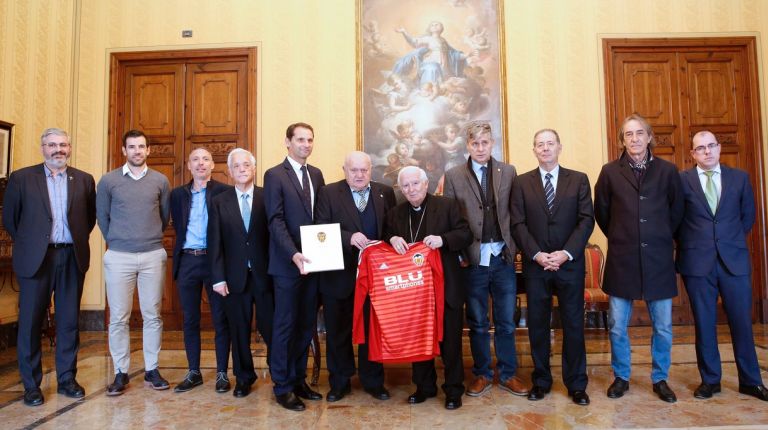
[97,129,171,396]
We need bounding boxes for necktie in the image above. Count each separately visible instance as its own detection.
[704,171,718,214]
[300,165,312,216]
[356,190,368,212]
[480,166,488,198]
[544,173,555,214]
[240,193,251,232]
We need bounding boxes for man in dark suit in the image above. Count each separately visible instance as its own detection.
[385,166,472,410]
[442,122,525,398]
[594,114,684,403]
[314,151,396,402]
[510,129,594,406]
[264,122,325,411]
[2,128,96,406]
[677,130,768,402]
[208,148,274,398]
[170,148,232,393]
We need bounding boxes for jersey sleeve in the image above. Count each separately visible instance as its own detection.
[353,245,372,345]
[429,247,445,342]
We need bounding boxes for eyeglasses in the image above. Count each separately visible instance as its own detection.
[692,142,719,154]
[42,142,71,149]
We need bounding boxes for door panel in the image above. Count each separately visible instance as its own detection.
[604,38,767,324]
[109,48,257,330]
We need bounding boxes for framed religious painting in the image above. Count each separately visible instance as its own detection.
[357,0,508,193]
[0,121,12,179]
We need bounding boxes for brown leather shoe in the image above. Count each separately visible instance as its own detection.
[466,376,492,397]
[499,376,528,396]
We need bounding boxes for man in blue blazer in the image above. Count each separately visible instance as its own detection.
[677,130,767,401]
[3,128,96,406]
[264,122,325,411]
[170,148,232,393]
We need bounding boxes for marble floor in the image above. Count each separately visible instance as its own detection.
[0,325,766,429]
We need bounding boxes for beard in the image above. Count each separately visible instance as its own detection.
[45,155,68,169]
[127,156,146,167]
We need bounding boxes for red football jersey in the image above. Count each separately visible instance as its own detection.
[353,241,444,363]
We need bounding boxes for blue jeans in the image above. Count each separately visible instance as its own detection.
[465,254,518,382]
[608,296,672,383]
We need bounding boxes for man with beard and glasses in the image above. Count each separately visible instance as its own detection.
[97,129,171,396]
[3,128,96,406]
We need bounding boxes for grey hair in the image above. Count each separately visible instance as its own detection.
[227,148,256,169]
[344,151,371,167]
[397,165,428,185]
[40,128,69,145]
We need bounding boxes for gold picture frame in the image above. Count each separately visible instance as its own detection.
[0,121,13,179]
[356,0,508,192]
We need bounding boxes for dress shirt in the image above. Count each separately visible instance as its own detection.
[44,164,73,244]
[182,185,207,250]
[286,156,314,210]
[122,163,148,180]
[696,164,722,199]
[534,164,572,261]
[471,159,504,267]
[350,185,370,209]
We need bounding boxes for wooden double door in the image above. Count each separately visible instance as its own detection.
[603,37,767,324]
[108,47,257,329]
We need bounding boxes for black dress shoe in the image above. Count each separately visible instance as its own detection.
[174,370,203,393]
[294,381,322,400]
[23,388,44,406]
[215,372,231,393]
[569,390,590,405]
[57,379,85,398]
[326,383,351,402]
[527,385,550,401]
[233,380,253,398]
[739,384,768,401]
[606,377,629,399]
[407,389,436,404]
[694,382,721,399]
[107,372,129,396]
[445,395,462,410]
[144,368,170,390]
[653,380,677,403]
[276,392,306,411]
[364,385,391,400]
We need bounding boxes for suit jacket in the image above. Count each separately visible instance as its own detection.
[383,194,473,309]
[442,157,517,264]
[594,154,684,300]
[2,163,96,277]
[170,179,232,280]
[263,157,325,277]
[314,180,396,299]
[676,165,755,277]
[510,166,595,279]
[207,186,270,294]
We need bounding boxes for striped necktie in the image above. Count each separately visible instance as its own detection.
[356,189,368,212]
[544,173,554,214]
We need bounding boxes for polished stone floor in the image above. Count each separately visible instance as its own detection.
[0,325,766,429]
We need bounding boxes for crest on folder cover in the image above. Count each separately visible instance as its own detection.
[317,232,327,243]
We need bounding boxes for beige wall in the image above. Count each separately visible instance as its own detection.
[1,0,767,320]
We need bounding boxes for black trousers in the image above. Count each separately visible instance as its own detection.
[412,303,464,397]
[17,247,84,390]
[323,294,384,390]
[526,274,588,391]
[176,253,231,372]
[221,272,274,383]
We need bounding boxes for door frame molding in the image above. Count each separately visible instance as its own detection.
[602,36,768,322]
